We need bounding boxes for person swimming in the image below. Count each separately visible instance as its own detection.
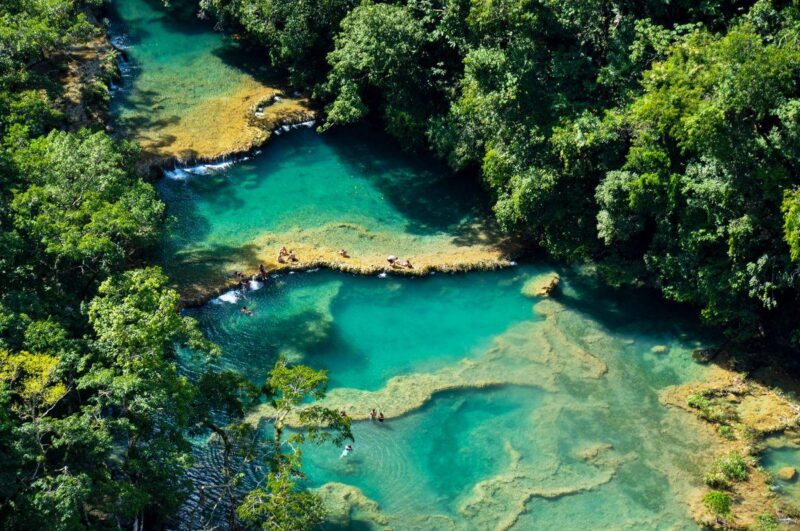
[378,412,384,423]
[240,306,253,316]
[340,444,353,459]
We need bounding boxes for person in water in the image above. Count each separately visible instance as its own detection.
[340,444,353,459]
[240,306,253,316]
[369,409,377,420]
[378,412,385,423]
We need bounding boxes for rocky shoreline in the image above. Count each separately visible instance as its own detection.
[661,361,800,528]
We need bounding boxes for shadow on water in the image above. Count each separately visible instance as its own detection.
[555,266,718,348]
[321,126,492,237]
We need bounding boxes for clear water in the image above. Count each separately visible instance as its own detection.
[159,127,496,296]
[762,436,800,499]
[183,259,718,529]
[185,268,539,391]
[109,0,721,527]
[107,0,281,159]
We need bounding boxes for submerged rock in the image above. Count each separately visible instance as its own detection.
[651,345,669,354]
[778,467,797,481]
[692,347,719,363]
[521,272,560,298]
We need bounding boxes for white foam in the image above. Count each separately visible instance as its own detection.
[164,160,236,180]
[378,272,388,279]
[249,279,264,290]
[213,289,242,304]
[273,120,316,136]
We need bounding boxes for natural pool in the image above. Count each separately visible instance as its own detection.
[110,1,730,527]
[107,0,308,162]
[159,127,508,301]
[154,121,725,529]
[181,259,720,528]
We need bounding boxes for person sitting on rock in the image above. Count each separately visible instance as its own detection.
[339,249,350,258]
[288,250,298,262]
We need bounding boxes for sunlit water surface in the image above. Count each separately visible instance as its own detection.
[179,261,719,528]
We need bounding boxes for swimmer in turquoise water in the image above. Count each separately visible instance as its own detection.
[340,444,353,459]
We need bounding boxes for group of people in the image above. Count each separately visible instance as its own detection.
[277,246,298,263]
[387,255,413,269]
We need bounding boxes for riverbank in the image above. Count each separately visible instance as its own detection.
[662,360,800,527]
[106,0,315,171]
[175,227,519,306]
[134,86,315,171]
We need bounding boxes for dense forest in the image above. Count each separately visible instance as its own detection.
[1,0,799,528]
[203,0,800,354]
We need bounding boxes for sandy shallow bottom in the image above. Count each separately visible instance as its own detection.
[109,0,313,166]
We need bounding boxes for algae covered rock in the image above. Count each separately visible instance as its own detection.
[692,348,719,363]
[651,345,669,354]
[778,467,797,481]
[522,272,560,298]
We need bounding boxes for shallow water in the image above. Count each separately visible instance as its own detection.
[185,268,539,391]
[159,127,499,296]
[762,436,800,500]
[108,0,287,159]
[182,261,718,529]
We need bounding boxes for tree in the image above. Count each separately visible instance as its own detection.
[323,3,429,141]
[235,357,351,530]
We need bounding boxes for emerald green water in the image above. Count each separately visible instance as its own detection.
[108,0,278,158]
[109,1,721,527]
[187,269,537,391]
[182,260,717,528]
[159,127,495,295]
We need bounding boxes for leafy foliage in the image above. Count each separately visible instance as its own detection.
[205,0,800,351]
[703,490,732,515]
